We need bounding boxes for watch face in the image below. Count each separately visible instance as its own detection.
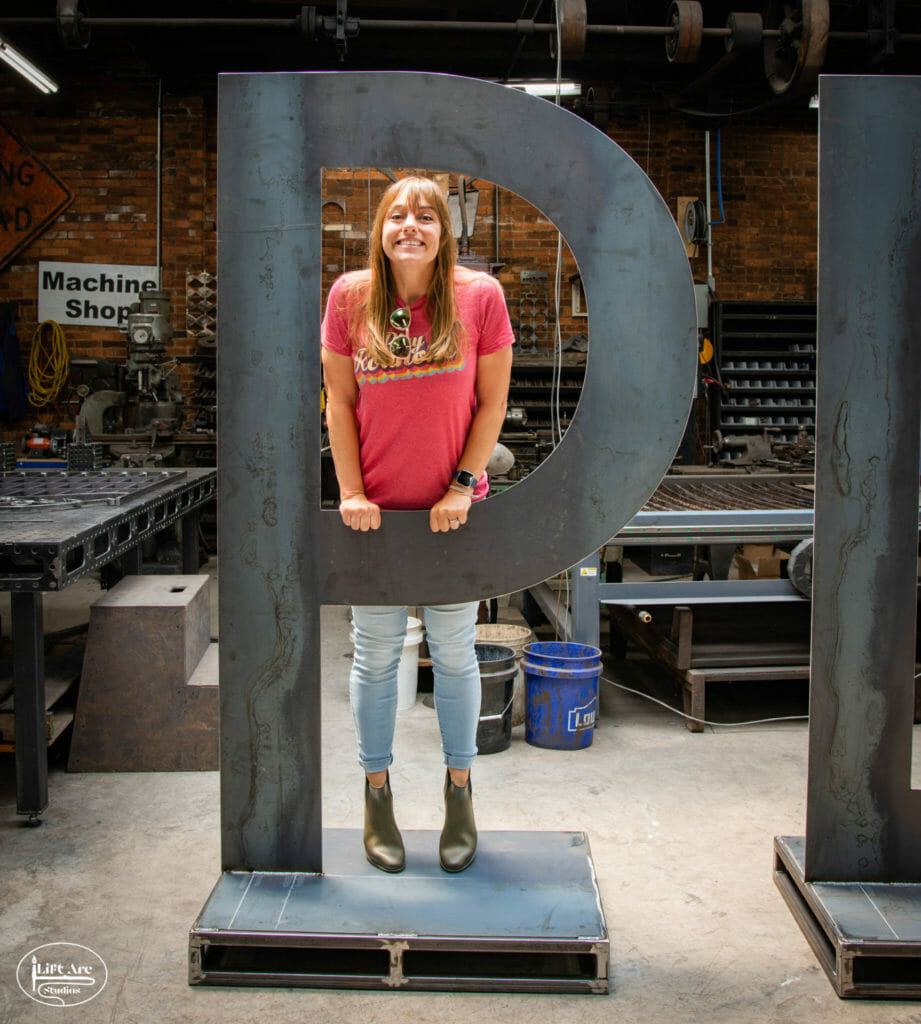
[455,470,477,488]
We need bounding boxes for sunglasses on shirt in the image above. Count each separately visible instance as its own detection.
[389,307,411,357]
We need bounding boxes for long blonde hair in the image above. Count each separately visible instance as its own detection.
[349,175,462,367]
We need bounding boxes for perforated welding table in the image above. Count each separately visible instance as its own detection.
[0,468,217,821]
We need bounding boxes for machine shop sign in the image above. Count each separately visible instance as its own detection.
[39,260,159,327]
[0,122,74,269]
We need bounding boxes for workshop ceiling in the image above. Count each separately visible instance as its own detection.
[1,2,920,116]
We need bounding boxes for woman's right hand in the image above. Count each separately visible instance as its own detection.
[339,493,382,531]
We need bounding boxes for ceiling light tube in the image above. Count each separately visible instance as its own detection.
[0,35,58,95]
[507,81,581,97]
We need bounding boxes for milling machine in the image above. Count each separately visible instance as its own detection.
[73,290,184,466]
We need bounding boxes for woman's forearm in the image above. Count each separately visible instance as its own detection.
[326,402,367,499]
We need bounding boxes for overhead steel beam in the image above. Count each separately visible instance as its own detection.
[12,12,921,42]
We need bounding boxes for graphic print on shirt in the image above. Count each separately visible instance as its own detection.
[353,332,465,386]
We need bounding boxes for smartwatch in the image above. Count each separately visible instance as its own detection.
[453,469,478,490]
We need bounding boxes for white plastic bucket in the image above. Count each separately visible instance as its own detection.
[350,615,424,712]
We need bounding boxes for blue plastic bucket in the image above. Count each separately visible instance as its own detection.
[523,641,602,750]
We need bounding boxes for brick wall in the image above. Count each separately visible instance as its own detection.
[0,79,216,440]
[0,71,818,443]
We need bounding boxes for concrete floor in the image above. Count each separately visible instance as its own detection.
[2,562,920,1023]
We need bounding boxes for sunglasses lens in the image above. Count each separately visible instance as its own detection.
[389,336,409,357]
[390,307,411,331]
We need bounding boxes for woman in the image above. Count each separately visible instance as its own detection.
[321,175,514,874]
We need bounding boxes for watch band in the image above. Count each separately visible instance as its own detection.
[453,469,477,490]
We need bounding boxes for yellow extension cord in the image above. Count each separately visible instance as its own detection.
[28,319,69,408]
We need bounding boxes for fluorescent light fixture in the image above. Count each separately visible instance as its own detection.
[0,34,58,95]
[507,80,581,97]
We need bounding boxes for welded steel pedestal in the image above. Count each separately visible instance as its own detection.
[774,838,921,999]
[189,829,608,994]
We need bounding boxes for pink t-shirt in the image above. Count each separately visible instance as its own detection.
[321,268,515,510]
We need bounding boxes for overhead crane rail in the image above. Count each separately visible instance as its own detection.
[4,0,919,101]
[5,0,917,98]
[5,5,921,47]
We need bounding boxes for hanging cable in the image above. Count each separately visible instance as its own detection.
[550,1,566,447]
[553,2,563,106]
[552,234,565,446]
[551,568,573,641]
[27,320,69,408]
[710,128,726,226]
[602,674,808,729]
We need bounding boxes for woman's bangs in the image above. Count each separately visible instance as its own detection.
[391,178,442,219]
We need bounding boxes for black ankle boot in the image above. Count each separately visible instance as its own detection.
[363,773,405,873]
[439,769,477,872]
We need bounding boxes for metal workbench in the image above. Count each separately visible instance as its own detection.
[527,472,817,730]
[526,471,816,641]
[529,470,919,732]
[1,467,217,822]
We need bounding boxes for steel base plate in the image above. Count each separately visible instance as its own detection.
[774,836,921,998]
[189,829,608,993]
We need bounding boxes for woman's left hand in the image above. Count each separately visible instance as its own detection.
[430,489,473,533]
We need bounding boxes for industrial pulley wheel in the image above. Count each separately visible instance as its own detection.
[724,11,763,54]
[665,1,704,64]
[681,199,708,246]
[551,0,587,60]
[786,537,813,597]
[762,0,829,97]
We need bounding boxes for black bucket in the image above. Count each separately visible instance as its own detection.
[475,643,517,755]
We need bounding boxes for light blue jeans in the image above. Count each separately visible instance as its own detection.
[350,602,481,773]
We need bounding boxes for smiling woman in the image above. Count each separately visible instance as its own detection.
[319,168,590,490]
[320,172,516,875]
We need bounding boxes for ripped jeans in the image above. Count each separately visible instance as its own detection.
[349,602,480,773]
